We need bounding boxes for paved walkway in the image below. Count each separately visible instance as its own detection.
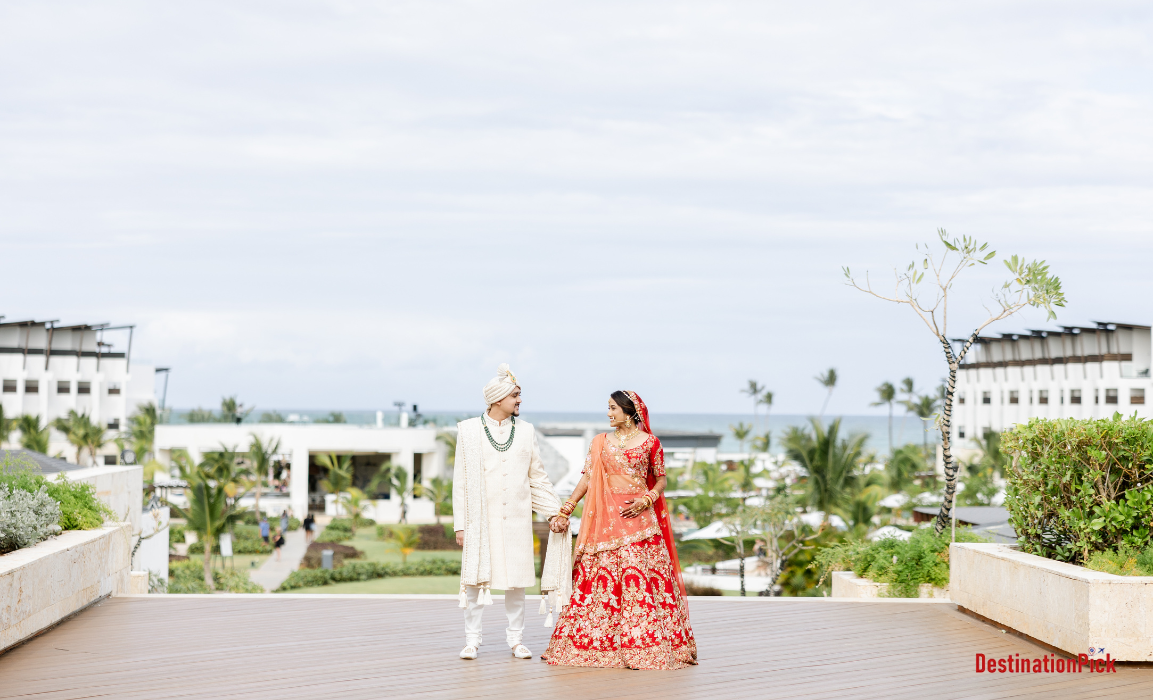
[249,527,308,592]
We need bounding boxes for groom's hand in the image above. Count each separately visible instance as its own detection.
[455,530,464,546]
[549,515,569,533]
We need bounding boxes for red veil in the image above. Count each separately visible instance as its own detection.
[627,391,687,599]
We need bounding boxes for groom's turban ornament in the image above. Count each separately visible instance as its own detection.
[483,363,519,406]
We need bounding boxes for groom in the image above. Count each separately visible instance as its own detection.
[453,364,567,660]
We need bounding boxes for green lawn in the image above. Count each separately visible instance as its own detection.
[344,530,464,565]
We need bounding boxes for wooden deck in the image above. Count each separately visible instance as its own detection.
[3,595,1153,699]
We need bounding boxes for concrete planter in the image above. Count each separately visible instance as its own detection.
[830,571,949,599]
[1,523,132,653]
[951,542,1153,661]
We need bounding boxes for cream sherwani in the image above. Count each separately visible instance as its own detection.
[453,414,557,590]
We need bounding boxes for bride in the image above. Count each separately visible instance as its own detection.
[543,391,697,670]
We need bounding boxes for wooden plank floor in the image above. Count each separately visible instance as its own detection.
[3,596,1153,699]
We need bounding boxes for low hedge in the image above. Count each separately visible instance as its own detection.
[316,518,355,542]
[187,524,272,554]
[168,559,265,594]
[276,558,461,591]
[1003,415,1153,563]
[301,541,363,569]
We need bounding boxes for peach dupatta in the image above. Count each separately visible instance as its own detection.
[574,432,687,599]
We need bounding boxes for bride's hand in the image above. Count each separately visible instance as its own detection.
[620,498,647,518]
[548,515,569,533]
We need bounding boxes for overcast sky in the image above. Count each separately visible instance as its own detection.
[2,1,1152,415]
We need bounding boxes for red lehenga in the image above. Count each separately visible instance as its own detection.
[543,393,697,670]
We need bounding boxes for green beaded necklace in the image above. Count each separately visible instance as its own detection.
[482,414,516,452]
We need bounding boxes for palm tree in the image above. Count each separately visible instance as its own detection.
[730,422,752,455]
[782,418,867,524]
[388,468,412,524]
[905,394,940,457]
[898,377,916,444]
[741,380,765,430]
[167,460,246,590]
[317,453,355,524]
[0,405,14,447]
[815,368,838,418]
[437,431,457,469]
[247,433,282,522]
[52,410,96,464]
[126,403,160,462]
[871,382,897,454]
[219,396,252,425]
[751,432,771,454]
[387,526,421,564]
[80,419,108,466]
[420,476,453,524]
[17,414,49,454]
[758,391,774,434]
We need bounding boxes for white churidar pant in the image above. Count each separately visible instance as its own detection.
[464,586,525,648]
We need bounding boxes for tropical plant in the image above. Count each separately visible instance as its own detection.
[437,431,457,469]
[759,391,774,434]
[259,411,286,423]
[885,444,924,493]
[125,403,159,461]
[0,405,14,447]
[871,381,897,454]
[815,368,837,417]
[342,487,371,522]
[387,467,412,524]
[845,229,1066,534]
[167,463,247,590]
[387,526,421,563]
[751,432,771,453]
[743,496,826,596]
[219,396,252,424]
[742,380,765,431]
[898,377,916,443]
[420,476,453,523]
[315,411,346,424]
[317,452,356,527]
[51,410,102,465]
[904,393,940,457]
[0,484,62,554]
[247,433,282,522]
[814,526,986,597]
[719,505,761,596]
[17,414,50,454]
[782,418,867,523]
[730,422,752,455]
[678,461,737,526]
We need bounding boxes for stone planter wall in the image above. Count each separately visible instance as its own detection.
[1,523,132,653]
[951,542,1153,661]
[830,571,949,599]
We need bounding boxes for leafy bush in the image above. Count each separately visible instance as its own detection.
[168,559,265,593]
[0,456,111,531]
[413,524,460,550]
[169,523,186,545]
[0,485,62,554]
[276,558,461,591]
[1002,416,1153,563]
[317,518,354,542]
[1084,544,1153,576]
[814,528,986,598]
[240,511,301,531]
[187,524,272,554]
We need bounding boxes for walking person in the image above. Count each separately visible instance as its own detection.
[273,527,285,561]
[259,515,270,544]
[543,391,697,669]
[453,363,570,661]
[303,513,315,544]
[280,510,290,534]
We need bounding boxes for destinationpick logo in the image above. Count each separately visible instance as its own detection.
[975,650,1117,674]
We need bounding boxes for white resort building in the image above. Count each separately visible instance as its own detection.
[0,318,157,463]
[953,321,1151,443]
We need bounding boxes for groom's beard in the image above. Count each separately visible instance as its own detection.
[512,405,521,416]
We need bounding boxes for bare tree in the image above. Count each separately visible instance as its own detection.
[844,229,1065,534]
[722,498,824,596]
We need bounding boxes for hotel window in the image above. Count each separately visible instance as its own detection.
[982,391,991,405]
[57,381,71,394]
[1106,388,1119,404]
[1038,390,1049,405]
[77,381,91,395]
[107,382,121,395]
[2,380,15,393]
[1132,388,1146,405]
[958,392,965,405]
[1009,390,1019,404]
[1070,389,1082,405]
[25,380,39,394]
[958,426,966,439]
[107,418,120,430]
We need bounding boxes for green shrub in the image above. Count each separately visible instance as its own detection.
[167,559,266,593]
[317,518,354,542]
[1002,415,1153,563]
[814,528,986,598]
[187,524,272,554]
[0,457,111,531]
[1084,544,1153,576]
[0,485,62,554]
[276,558,461,591]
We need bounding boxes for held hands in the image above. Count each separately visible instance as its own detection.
[455,530,464,546]
[548,515,570,533]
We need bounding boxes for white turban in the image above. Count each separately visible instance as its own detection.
[482,363,519,406]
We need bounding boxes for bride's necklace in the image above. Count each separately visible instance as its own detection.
[614,425,641,450]
[482,413,515,452]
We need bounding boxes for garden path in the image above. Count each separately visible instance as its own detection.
[248,527,307,592]
[5,596,1153,698]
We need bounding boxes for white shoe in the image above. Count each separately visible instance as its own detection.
[511,644,532,659]
[460,645,478,660]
